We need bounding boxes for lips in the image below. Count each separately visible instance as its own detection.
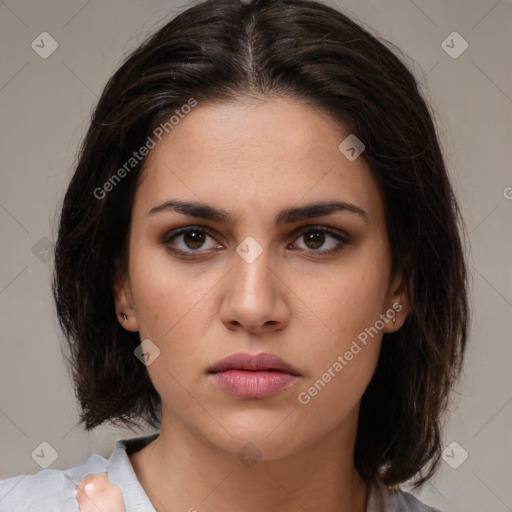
[207,352,301,399]
[207,352,301,376]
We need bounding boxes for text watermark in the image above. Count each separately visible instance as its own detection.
[298,301,402,405]
[93,98,198,199]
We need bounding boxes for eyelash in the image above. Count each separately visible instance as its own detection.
[160,225,350,260]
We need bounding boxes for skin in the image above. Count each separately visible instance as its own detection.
[111,96,409,512]
[76,473,125,512]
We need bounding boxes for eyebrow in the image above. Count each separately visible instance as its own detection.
[147,199,368,224]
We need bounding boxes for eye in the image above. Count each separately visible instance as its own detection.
[161,226,221,259]
[289,225,349,256]
[161,224,350,260]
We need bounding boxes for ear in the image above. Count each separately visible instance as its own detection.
[382,269,412,334]
[112,258,139,332]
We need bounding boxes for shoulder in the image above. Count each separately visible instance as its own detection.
[0,453,108,512]
[368,480,442,512]
[396,488,442,512]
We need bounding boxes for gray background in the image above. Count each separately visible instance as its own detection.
[1,1,511,510]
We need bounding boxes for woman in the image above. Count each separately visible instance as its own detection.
[0,0,469,510]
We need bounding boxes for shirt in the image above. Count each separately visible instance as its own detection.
[0,433,441,512]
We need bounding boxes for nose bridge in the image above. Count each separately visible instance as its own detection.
[220,235,287,333]
[231,236,274,302]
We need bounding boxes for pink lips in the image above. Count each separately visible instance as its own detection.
[207,352,301,399]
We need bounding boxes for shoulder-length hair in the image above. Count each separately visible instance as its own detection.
[52,0,470,490]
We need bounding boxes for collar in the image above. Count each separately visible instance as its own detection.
[107,433,159,511]
[106,434,400,512]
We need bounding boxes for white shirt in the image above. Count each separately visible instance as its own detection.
[0,434,441,511]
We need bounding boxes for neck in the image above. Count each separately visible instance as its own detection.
[129,407,368,512]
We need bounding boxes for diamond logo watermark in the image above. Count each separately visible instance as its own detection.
[441,32,468,59]
[237,442,263,468]
[31,441,59,469]
[236,236,263,264]
[31,236,54,263]
[31,32,59,59]
[134,339,161,366]
[338,134,365,161]
[441,441,468,469]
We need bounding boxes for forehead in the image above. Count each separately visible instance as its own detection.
[135,97,385,227]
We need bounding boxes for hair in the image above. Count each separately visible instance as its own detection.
[52,0,470,490]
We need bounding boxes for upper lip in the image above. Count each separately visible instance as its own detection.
[207,352,301,376]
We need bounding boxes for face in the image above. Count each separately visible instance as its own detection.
[113,97,408,460]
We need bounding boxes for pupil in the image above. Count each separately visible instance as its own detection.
[185,231,205,249]
[306,232,324,249]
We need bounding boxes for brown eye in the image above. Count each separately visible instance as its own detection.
[180,230,208,250]
[291,226,349,256]
[162,226,221,258]
[302,231,326,250]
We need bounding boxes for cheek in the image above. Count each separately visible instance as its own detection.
[296,252,389,349]
[129,266,205,413]
[296,358,379,443]
[129,239,213,341]
[296,330,382,432]
[128,246,224,388]
[292,241,389,402]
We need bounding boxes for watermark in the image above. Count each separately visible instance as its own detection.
[237,442,263,468]
[338,134,365,161]
[93,98,198,200]
[441,32,468,60]
[236,236,264,263]
[297,302,402,405]
[31,32,58,59]
[134,338,161,366]
[31,441,59,469]
[442,441,469,469]
[31,236,54,263]
[503,186,512,200]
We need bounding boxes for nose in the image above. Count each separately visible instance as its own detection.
[219,244,290,335]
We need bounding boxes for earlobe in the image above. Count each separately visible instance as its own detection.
[112,265,139,332]
[384,271,412,333]
[385,300,406,333]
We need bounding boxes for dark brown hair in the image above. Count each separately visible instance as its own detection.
[52,0,470,490]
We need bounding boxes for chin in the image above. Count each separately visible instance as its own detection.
[199,411,304,461]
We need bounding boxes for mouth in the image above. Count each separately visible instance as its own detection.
[207,352,301,399]
[207,351,301,375]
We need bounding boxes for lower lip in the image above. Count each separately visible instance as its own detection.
[209,370,298,398]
